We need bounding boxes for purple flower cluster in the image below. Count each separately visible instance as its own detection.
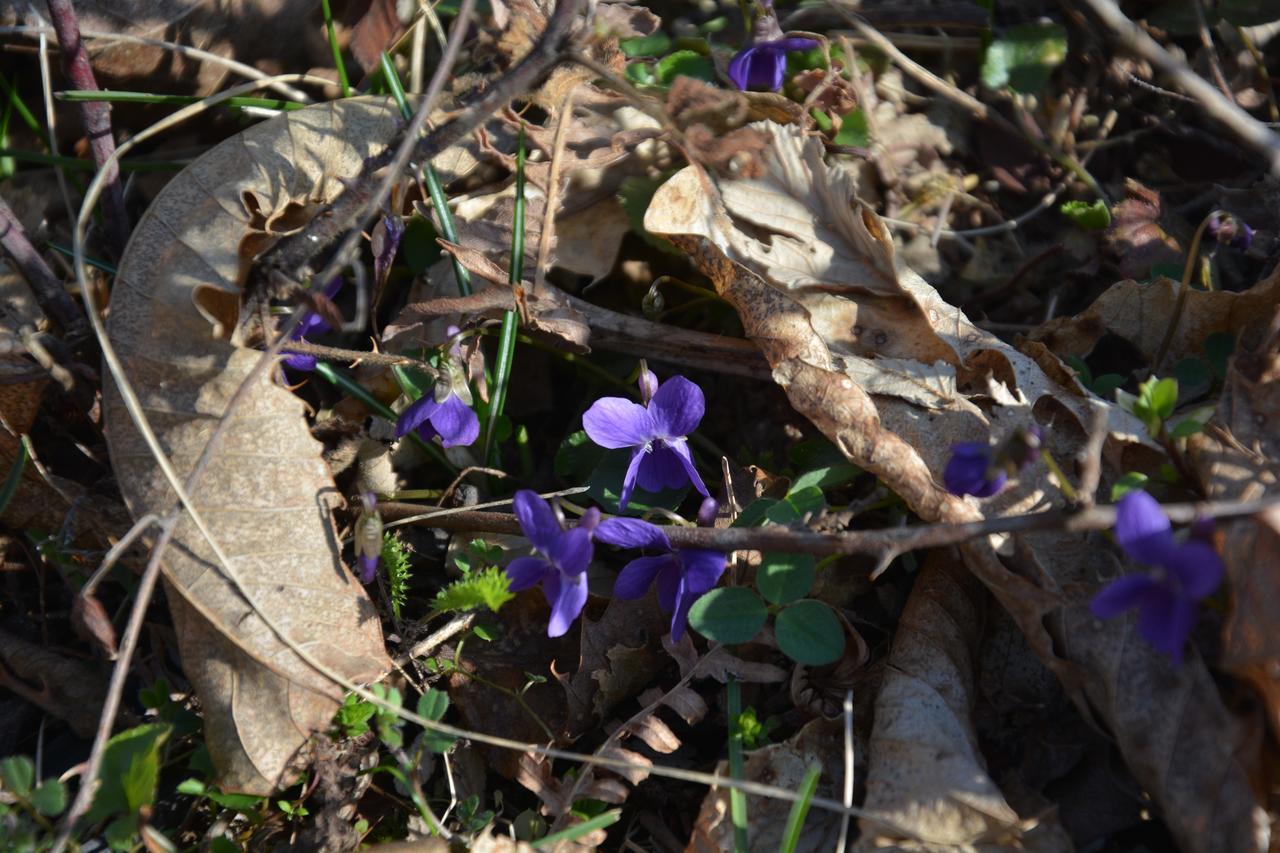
[1090,490,1224,663]
[505,491,726,640]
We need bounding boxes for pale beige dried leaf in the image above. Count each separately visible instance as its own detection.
[596,746,652,786]
[638,684,709,725]
[624,714,680,754]
[104,97,398,793]
[842,355,964,411]
[1028,270,1280,366]
[857,554,1067,850]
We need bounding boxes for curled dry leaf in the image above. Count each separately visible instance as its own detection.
[103,98,399,793]
[857,553,1068,850]
[1028,266,1280,368]
[644,121,1267,852]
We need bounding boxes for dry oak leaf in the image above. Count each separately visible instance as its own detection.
[104,97,398,793]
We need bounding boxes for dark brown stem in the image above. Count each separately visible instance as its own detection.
[0,193,87,339]
[46,0,129,254]
[378,494,1280,559]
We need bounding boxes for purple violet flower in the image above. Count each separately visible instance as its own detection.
[1207,211,1254,251]
[1090,490,1224,663]
[728,2,818,92]
[943,425,1042,499]
[354,492,382,584]
[506,490,600,637]
[395,357,479,448]
[582,372,710,512]
[596,517,725,642]
[282,277,344,372]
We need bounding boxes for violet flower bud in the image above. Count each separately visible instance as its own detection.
[354,491,382,584]
[1207,212,1254,251]
[696,496,720,528]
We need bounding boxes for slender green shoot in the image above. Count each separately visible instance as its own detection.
[312,361,456,473]
[56,90,305,112]
[0,75,44,142]
[483,125,525,464]
[778,762,822,853]
[46,241,117,274]
[378,53,470,297]
[530,810,621,849]
[727,675,749,853]
[321,0,352,98]
[1,95,15,178]
[379,52,413,120]
[0,435,30,515]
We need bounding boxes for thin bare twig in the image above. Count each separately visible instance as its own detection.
[1076,402,1109,508]
[0,193,87,338]
[53,512,178,851]
[273,338,438,371]
[378,494,1280,559]
[1078,0,1280,174]
[45,0,129,253]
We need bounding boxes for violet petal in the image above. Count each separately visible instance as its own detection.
[546,571,588,638]
[649,376,705,438]
[396,395,440,438]
[513,490,562,555]
[596,518,672,551]
[1115,490,1176,566]
[583,397,654,449]
[1090,574,1157,619]
[505,555,551,592]
[614,554,673,599]
[1164,539,1225,599]
[431,393,479,448]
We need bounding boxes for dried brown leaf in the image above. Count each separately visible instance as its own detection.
[857,553,1067,850]
[1028,266,1280,368]
[104,98,398,793]
[0,628,110,738]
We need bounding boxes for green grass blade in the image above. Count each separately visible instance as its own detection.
[378,52,470,298]
[778,762,821,853]
[45,241,117,274]
[312,361,456,473]
[57,90,303,111]
[482,125,525,464]
[0,74,44,142]
[0,436,30,515]
[378,52,413,121]
[727,675,749,853]
[321,0,352,98]
[530,810,621,849]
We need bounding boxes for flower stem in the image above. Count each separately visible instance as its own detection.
[727,674,750,853]
[1152,211,1217,376]
[1039,448,1078,504]
[483,125,526,465]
